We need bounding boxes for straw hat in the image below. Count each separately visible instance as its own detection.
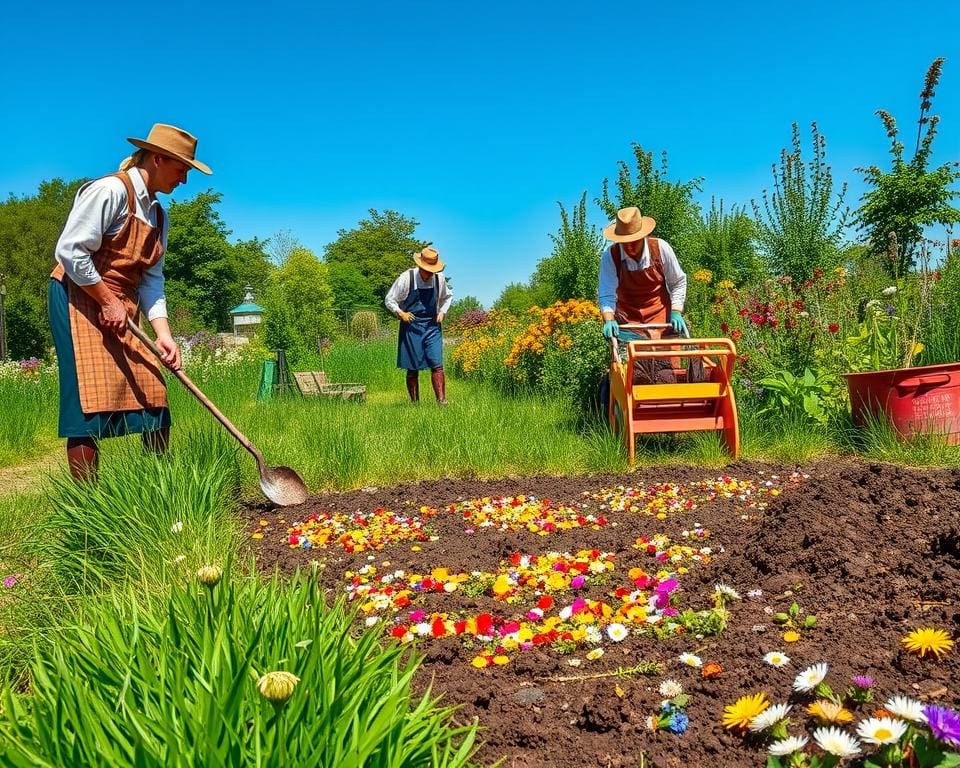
[413,246,445,273]
[127,123,212,175]
[603,206,656,242]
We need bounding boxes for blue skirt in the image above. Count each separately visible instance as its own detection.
[49,277,170,438]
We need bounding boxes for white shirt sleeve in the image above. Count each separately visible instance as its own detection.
[138,256,168,320]
[54,178,127,286]
[658,239,688,312]
[438,274,453,315]
[384,271,411,314]
[598,244,618,316]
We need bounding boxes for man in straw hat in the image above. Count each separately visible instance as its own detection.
[598,206,688,343]
[49,123,212,480]
[384,245,453,404]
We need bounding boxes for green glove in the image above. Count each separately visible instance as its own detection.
[602,319,619,339]
[670,311,688,335]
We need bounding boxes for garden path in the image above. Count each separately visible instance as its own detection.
[0,452,62,496]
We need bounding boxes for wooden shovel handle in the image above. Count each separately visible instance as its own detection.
[126,319,265,467]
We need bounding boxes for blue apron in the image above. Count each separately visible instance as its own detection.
[397,270,443,371]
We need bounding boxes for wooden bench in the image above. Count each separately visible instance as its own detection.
[293,371,366,402]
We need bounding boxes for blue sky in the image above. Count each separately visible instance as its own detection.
[2,1,958,307]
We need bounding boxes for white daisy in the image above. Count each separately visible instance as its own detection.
[793,662,829,693]
[884,696,927,723]
[170,520,183,534]
[658,679,683,698]
[364,616,379,627]
[714,583,741,600]
[606,623,628,642]
[747,588,764,599]
[856,717,908,745]
[749,703,792,732]
[768,735,809,755]
[763,651,790,667]
[813,726,861,757]
[679,652,703,668]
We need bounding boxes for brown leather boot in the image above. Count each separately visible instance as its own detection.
[406,371,420,402]
[431,367,447,404]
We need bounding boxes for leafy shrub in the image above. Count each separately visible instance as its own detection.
[0,566,478,767]
[539,320,610,417]
[350,310,380,340]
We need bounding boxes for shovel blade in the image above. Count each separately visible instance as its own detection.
[259,466,309,506]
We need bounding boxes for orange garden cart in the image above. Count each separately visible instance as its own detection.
[608,323,740,462]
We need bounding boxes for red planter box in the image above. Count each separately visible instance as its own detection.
[843,363,960,444]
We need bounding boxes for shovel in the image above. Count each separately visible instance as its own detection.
[126,319,309,506]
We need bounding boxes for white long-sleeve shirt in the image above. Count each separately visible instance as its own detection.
[597,238,687,316]
[54,168,168,320]
[384,269,453,316]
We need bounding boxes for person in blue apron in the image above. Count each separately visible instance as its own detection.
[384,246,453,403]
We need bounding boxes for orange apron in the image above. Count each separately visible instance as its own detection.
[51,172,168,414]
[611,237,671,325]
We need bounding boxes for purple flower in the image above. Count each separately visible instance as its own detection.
[851,675,873,689]
[3,574,20,588]
[923,705,960,747]
[885,304,897,316]
[570,575,586,589]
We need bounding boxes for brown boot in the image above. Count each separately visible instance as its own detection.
[66,437,99,482]
[431,367,447,405]
[406,371,420,402]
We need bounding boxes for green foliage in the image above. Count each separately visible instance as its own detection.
[492,281,552,316]
[686,197,762,285]
[324,210,424,309]
[857,58,960,275]
[0,362,58,466]
[165,192,273,332]
[349,310,380,340]
[534,192,604,302]
[539,320,609,418]
[757,368,841,428]
[261,247,336,362]
[752,122,849,281]
[925,245,960,364]
[327,260,379,313]
[0,178,84,356]
[597,144,702,259]
[445,295,484,328]
[32,430,242,589]
[0,566,478,767]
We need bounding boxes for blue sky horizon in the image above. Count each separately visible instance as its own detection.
[2,1,958,307]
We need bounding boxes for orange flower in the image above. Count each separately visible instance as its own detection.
[702,661,723,679]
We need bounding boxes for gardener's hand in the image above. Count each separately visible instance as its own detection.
[98,296,128,336]
[670,311,688,336]
[602,319,619,339]
[436,312,445,324]
[155,335,182,371]
[398,311,414,323]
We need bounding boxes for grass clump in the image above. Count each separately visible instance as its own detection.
[0,564,478,768]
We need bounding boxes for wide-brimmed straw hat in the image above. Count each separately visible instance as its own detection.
[603,206,656,242]
[413,246,445,273]
[127,123,212,175]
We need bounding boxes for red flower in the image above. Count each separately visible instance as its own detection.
[720,322,729,333]
[828,323,840,334]
[731,329,742,341]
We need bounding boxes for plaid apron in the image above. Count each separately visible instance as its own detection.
[50,172,168,413]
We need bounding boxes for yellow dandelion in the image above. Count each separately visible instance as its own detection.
[901,627,954,659]
[807,699,854,724]
[783,630,801,643]
[723,692,770,731]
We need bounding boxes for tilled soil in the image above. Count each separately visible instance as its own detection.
[247,460,960,768]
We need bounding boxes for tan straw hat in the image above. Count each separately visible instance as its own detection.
[413,246,445,273]
[603,206,656,242]
[127,123,212,175]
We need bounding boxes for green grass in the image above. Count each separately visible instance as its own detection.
[0,370,58,467]
[0,566,479,767]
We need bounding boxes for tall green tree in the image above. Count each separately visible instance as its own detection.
[752,122,849,281]
[261,247,336,360]
[323,210,424,308]
[164,192,272,332]
[326,261,378,312]
[856,57,960,275]
[533,192,604,303]
[596,144,702,260]
[0,178,84,358]
[686,198,761,285]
